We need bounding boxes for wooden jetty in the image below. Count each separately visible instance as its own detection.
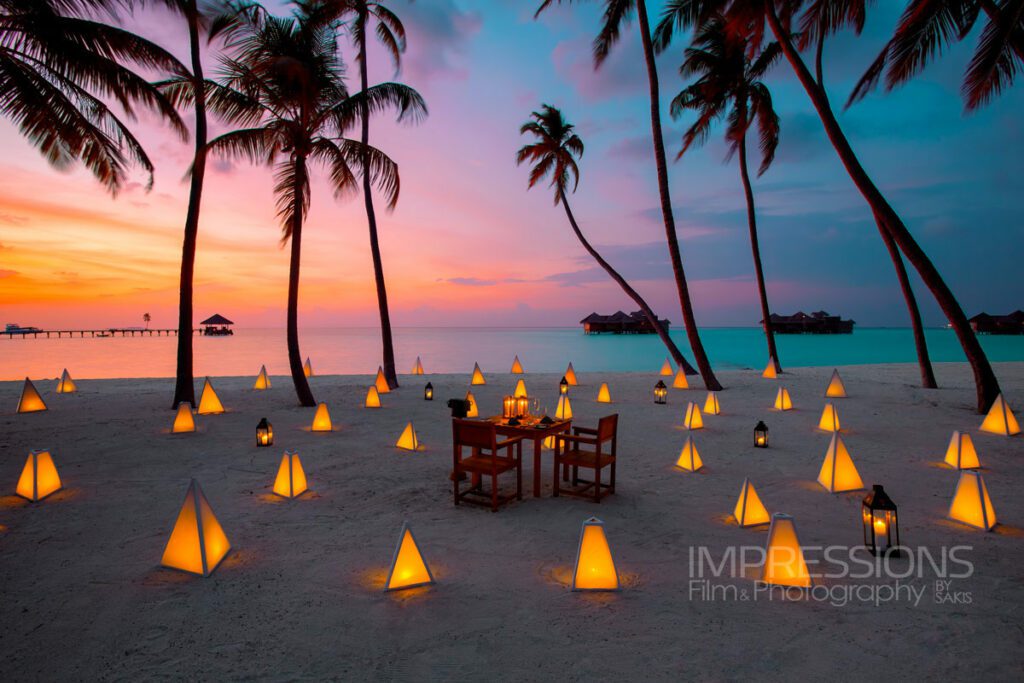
[3,328,201,339]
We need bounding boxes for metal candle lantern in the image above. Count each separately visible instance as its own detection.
[754,421,769,448]
[654,380,668,404]
[560,376,569,395]
[862,485,900,555]
[424,382,433,401]
[516,396,529,418]
[256,418,273,447]
[503,396,515,420]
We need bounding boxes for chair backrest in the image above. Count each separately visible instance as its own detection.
[597,414,618,442]
[452,418,497,451]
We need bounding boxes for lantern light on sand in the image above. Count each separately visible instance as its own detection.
[272,451,308,499]
[762,360,777,379]
[773,387,793,411]
[862,485,900,555]
[160,479,230,577]
[704,392,721,416]
[303,357,313,378]
[754,421,769,448]
[465,391,479,417]
[374,367,390,394]
[948,470,997,531]
[256,417,273,447]
[511,355,524,374]
[471,363,486,385]
[15,449,62,502]
[365,386,382,408]
[560,376,569,396]
[384,522,435,591]
[818,403,841,432]
[514,379,528,398]
[683,402,703,430]
[672,370,689,389]
[825,369,847,398]
[556,395,573,420]
[675,436,703,472]
[56,369,77,394]
[412,356,425,375]
[311,403,332,432]
[254,365,271,390]
[197,377,225,415]
[396,422,420,451]
[654,380,667,404]
[817,434,864,493]
[571,517,620,591]
[16,378,47,413]
[659,359,673,376]
[172,402,196,433]
[944,431,980,469]
[424,383,433,401]
[734,478,770,527]
[979,393,1020,436]
[596,382,611,404]
[564,363,578,386]
[760,513,811,588]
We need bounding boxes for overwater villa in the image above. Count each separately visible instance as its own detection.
[970,311,1024,335]
[200,314,234,336]
[580,311,670,334]
[765,311,855,334]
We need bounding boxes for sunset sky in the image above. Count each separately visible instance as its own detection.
[1,0,1021,330]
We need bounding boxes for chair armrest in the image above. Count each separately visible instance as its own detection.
[557,434,598,446]
[497,435,524,450]
[573,426,598,435]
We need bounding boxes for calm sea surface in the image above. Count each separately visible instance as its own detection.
[2,327,1023,380]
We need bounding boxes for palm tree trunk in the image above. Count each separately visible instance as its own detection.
[288,154,316,407]
[765,4,999,412]
[171,2,206,409]
[736,114,781,373]
[816,37,936,389]
[635,0,721,389]
[357,10,399,389]
[559,189,697,374]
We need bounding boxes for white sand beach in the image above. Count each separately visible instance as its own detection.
[1,363,1022,680]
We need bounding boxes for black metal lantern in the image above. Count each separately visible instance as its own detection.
[424,382,433,401]
[256,417,273,447]
[560,376,569,395]
[754,421,769,448]
[654,380,668,404]
[862,484,900,555]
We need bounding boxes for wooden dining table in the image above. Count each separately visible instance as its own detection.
[485,415,572,497]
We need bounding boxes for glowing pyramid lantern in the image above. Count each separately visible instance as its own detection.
[412,356,425,375]
[514,379,528,398]
[556,395,573,420]
[56,369,77,394]
[571,517,620,591]
[384,522,435,591]
[564,363,578,386]
[672,370,689,389]
[596,383,611,403]
[825,369,847,398]
[773,387,793,411]
[303,357,313,377]
[375,367,390,394]
[944,431,980,469]
[733,478,770,527]
[464,391,479,418]
[510,355,524,374]
[15,449,62,502]
[762,360,777,379]
[703,392,721,415]
[470,363,486,385]
[948,471,997,531]
[160,479,231,577]
[311,403,332,432]
[16,378,47,413]
[172,402,196,433]
[818,403,841,432]
[675,436,703,472]
[272,451,308,499]
[760,514,811,588]
[979,394,1020,436]
[817,434,864,493]
[365,386,382,408]
[396,422,421,451]
[659,359,673,376]
[197,377,224,415]
[683,402,703,430]
[254,365,271,390]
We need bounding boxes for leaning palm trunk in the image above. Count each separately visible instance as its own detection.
[736,119,781,373]
[636,0,721,389]
[357,10,399,389]
[766,5,997,411]
[287,155,317,407]
[172,1,207,409]
[559,189,697,374]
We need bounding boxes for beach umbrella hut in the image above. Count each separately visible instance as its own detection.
[16,378,47,413]
[825,369,847,398]
[948,471,997,531]
[675,436,703,472]
[511,355,524,374]
[596,383,611,403]
[172,403,195,433]
[683,402,703,430]
[365,386,382,408]
[979,394,1020,436]
[272,451,308,499]
[15,449,62,502]
[253,365,271,390]
[734,479,770,527]
[56,369,77,394]
[944,431,981,469]
[311,403,332,432]
[384,522,435,591]
[160,479,230,577]
[773,387,793,411]
[760,514,811,587]
[818,403,841,432]
[571,517,620,591]
[470,363,486,385]
[817,434,864,493]
[197,377,224,415]
[396,422,420,451]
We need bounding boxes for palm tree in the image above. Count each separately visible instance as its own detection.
[327,0,427,390]
[516,104,698,375]
[0,0,185,193]
[669,18,784,373]
[655,1,1000,412]
[535,0,721,388]
[849,0,1024,111]
[188,1,412,405]
[143,312,151,329]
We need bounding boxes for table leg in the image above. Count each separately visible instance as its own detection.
[533,438,543,497]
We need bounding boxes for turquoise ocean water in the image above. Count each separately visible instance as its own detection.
[1,327,1022,380]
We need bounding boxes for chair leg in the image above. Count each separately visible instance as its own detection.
[572,465,578,485]
[491,473,498,512]
[611,461,616,494]
[516,453,522,501]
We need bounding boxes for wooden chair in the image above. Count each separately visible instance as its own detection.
[553,414,618,503]
[452,419,524,512]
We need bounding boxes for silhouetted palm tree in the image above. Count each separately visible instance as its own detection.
[516,104,698,375]
[535,0,721,387]
[327,0,427,390]
[0,0,185,192]
[669,18,783,373]
[849,0,1024,111]
[655,0,1000,411]
[191,1,413,405]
